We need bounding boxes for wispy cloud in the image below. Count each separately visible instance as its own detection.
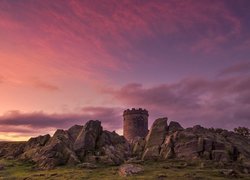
[219,62,250,76]
[31,77,59,91]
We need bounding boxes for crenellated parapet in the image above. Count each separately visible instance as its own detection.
[123,108,149,117]
[123,108,149,142]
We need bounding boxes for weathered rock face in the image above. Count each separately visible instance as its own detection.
[67,125,83,141]
[73,120,103,160]
[2,120,130,169]
[145,117,168,148]
[24,134,50,151]
[160,135,175,159]
[20,129,80,169]
[0,142,25,159]
[131,118,250,164]
[141,118,168,160]
[84,130,131,165]
[97,130,126,148]
[132,137,146,157]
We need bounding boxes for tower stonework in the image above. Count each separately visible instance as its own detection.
[123,108,149,142]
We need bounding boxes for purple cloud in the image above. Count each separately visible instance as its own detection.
[107,75,250,130]
[219,62,250,76]
[0,107,123,136]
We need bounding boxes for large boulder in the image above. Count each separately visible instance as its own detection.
[73,120,103,159]
[141,117,168,161]
[145,117,168,148]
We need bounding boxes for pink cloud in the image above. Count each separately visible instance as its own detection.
[0,0,243,79]
[31,77,59,91]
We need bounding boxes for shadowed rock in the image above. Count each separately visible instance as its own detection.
[74,120,102,153]
[168,121,183,132]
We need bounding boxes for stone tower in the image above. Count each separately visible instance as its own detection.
[123,108,149,141]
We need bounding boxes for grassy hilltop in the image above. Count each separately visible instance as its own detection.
[0,158,249,180]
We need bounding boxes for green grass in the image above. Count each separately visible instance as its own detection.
[0,158,249,180]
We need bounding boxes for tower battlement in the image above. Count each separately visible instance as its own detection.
[123,108,149,142]
[123,108,149,116]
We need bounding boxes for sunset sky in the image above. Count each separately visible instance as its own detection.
[0,0,250,141]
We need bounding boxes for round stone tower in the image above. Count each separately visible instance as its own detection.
[123,108,149,142]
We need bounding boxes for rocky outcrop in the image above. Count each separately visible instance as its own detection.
[145,117,168,148]
[0,118,250,170]
[73,120,103,160]
[142,118,168,160]
[131,118,250,164]
[0,142,25,159]
[24,134,50,150]
[5,120,130,169]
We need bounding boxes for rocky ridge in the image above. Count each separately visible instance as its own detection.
[0,118,249,170]
[132,118,250,164]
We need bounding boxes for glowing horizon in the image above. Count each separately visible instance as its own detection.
[0,0,250,141]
